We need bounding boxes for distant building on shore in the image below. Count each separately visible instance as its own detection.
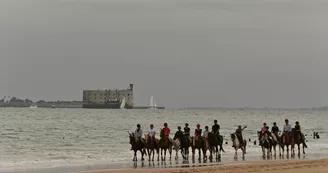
[82,84,134,109]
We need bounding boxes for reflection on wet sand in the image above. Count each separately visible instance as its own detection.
[131,152,319,170]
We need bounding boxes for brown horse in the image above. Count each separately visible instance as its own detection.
[191,136,207,160]
[291,128,306,156]
[281,132,291,156]
[144,134,160,161]
[129,132,146,161]
[159,129,172,161]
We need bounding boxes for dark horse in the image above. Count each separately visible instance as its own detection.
[291,128,306,156]
[159,129,172,161]
[128,132,146,161]
[281,131,291,156]
[144,134,160,161]
[191,136,207,160]
[208,132,225,160]
[173,132,191,160]
[257,131,272,158]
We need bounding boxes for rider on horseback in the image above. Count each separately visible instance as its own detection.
[233,125,247,147]
[193,124,202,146]
[203,126,209,138]
[295,121,307,148]
[212,120,220,135]
[271,122,280,135]
[271,122,280,141]
[135,124,144,143]
[162,123,172,145]
[184,123,191,145]
[281,119,292,142]
[149,124,157,147]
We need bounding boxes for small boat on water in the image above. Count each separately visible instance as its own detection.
[30,104,38,108]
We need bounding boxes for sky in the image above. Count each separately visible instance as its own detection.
[1,0,328,108]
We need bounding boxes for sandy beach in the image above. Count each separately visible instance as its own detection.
[85,159,328,173]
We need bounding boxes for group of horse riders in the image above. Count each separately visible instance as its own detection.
[133,118,307,148]
[259,119,307,148]
[133,120,223,148]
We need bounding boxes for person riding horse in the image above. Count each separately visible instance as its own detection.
[193,124,202,146]
[149,124,157,147]
[203,126,209,138]
[281,119,292,142]
[135,124,144,143]
[271,122,280,135]
[162,123,172,145]
[233,125,247,147]
[175,126,183,137]
[212,120,220,135]
[271,122,280,141]
[184,123,191,145]
[295,121,307,148]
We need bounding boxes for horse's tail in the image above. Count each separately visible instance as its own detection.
[220,144,225,153]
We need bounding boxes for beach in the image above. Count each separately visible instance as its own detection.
[86,159,328,173]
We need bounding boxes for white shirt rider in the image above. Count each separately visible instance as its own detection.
[135,129,143,138]
[149,129,156,137]
[203,130,209,138]
[283,124,292,132]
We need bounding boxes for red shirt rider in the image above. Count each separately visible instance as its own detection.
[163,123,170,137]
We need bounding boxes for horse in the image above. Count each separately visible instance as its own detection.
[173,132,191,160]
[230,133,246,158]
[280,131,291,156]
[271,132,281,156]
[144,134,160,161]
[191,136,207,160]
[128,132,146,161]
[257,131,272,158]
[158,129,172,161]
[291,128,306,156]
[208,132,225,160]
[172,138,180,160]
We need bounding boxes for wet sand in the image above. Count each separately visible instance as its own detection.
[85,158,328,173]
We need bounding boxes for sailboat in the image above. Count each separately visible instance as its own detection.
[149,96,157,109]
[30,104,38,108]
[120,97,126,109]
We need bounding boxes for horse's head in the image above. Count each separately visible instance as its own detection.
[230,133,236,141]
[160,129,164,138]
[129,132,135,144]
[144,134,150,142]
[257,131,262,140]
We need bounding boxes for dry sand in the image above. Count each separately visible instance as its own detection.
[84,159,328,173]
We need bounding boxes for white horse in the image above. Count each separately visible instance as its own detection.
[231,133,246,158]
[172,139,180,160]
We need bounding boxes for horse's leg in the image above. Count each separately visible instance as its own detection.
[164,149,167,161]
[161,149,163,161]
[147,149,151,161]
[192,147,195,159]
[134,150,137,161]
[298,144,300,156]
[262,146,265,158]
[303,143,305,154]
[157,148,160,161]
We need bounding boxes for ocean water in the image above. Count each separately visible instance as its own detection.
[0,108,327,173]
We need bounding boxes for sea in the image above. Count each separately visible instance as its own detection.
[0,108,327,173]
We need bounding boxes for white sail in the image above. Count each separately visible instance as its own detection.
[149,96,154,108]
[154,101,157,109]
[120,97,126,109]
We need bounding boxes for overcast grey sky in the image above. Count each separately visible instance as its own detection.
[1,0,328,108]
